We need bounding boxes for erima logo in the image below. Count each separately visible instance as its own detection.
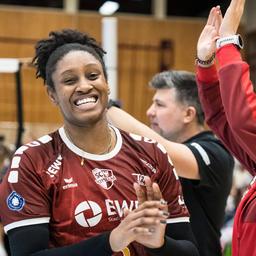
[92,168,116,190]
[62,177,78,190]
[46,155,63,178]
[64,178,73,183]
[75,201,102,227]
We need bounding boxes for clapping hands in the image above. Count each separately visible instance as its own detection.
[109,177,169,252]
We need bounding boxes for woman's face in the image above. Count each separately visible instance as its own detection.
[48,50,109,127]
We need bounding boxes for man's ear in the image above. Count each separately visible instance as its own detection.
[183,106,196,124]
[46,86,58,105]
[107,85,110,95]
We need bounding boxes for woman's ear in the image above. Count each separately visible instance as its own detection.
[46,86,58,105]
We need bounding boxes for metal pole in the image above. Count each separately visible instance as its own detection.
[102,17,118,100]
[15,63,24,149]
[152,0,167,19]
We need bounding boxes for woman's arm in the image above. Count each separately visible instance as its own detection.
[107,107,199,179]
[8,224,112,256]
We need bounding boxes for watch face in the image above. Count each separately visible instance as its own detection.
[238,35,244,49]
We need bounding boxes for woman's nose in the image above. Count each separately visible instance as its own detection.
[76,78,93,92]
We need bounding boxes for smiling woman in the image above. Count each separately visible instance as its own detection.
[0,29,199,256]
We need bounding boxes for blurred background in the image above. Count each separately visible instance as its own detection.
[0,0,232,17]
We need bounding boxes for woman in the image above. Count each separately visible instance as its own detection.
[0,29,198,256]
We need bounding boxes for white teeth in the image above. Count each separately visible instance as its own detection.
[76,97,96,106]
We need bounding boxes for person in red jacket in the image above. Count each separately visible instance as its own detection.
[195,0,256,255]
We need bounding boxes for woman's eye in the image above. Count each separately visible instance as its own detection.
[63,78,76,85]
[88,73,99,80]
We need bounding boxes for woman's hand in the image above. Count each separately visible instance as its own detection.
[133,176,169,249]
[109,200,168,252]
[197,6,222,61]
[219,0,245,37]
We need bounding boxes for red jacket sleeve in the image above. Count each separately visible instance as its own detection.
[218,45,256,168]
[196,45,256,175]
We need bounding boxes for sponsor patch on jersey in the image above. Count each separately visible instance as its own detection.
[46,154,63,178]
[7,191,25,211]
[75,201,102,227]
[92,168,116,190]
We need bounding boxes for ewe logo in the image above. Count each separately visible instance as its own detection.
[75,201,102,227]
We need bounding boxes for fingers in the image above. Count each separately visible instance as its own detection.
[134,176,168,216]
[152,182,162,201]
[111,200,168,251]
[134,200,168,214]
[123,204,169,232]
[132,226,155,235]
[133,182,146,205]
[207,7,217,26]
[144,176,154,201]
[214,6,222,35]
[134,176,164,203]
[133,176,156,204]
[123,208,130,218]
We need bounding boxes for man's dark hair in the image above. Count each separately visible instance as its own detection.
[32,29,107,89]
[149,70,204,125]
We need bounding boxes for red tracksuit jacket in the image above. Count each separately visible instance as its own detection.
[196,44,256,256]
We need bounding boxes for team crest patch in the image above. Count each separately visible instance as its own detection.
[7,191,25,211]
[92,168,116,190]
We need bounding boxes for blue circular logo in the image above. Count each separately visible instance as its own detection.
[7,191,25,211]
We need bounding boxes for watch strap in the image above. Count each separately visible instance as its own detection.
[216,34,243,49]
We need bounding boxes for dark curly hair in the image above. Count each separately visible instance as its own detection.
[32,29,107,89]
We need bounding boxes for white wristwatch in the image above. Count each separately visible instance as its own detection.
[216,34,244,49]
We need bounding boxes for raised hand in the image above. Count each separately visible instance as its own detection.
[219,0,246,37]
[197,6,222,61]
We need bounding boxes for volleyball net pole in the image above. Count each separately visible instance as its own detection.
[0,58,24,149]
